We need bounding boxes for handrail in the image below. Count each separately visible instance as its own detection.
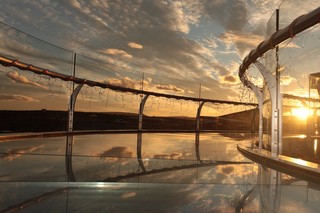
[0,54,256,106]
[239,7,320,83]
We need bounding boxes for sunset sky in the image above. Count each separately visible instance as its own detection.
[0,0,319,115]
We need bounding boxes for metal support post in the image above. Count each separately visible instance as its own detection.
[195,101,205,161]
[196,101,205,131]
[254,61,282,157]
[66,83,83,182]
[137,132,146,172]
[195,131,200,161]
[245,80,264,151]
[258,165,281,213]
[138,95,149,131]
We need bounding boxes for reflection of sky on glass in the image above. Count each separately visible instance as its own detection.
[0,133,252,181]
[1,180,320,212]
[1,131,320,211]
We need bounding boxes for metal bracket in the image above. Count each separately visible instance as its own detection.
[66,83,83,182]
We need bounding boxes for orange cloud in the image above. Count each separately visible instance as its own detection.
[0,94,39,102]
[155,84,185,93]
[128,42,143,49]
[100,48,133,59]
[6,71,48,90]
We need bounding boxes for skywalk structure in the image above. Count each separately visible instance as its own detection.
[238,5,320,167]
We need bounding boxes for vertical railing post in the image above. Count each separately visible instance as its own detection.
[137,132,146,172]
[65,53,83,181]
[196,101,205,131]
[138,95,149,131]
[66,83,83,182]
[259,165,281,212]
[136,95,149,173]
[245,80,263,151]
[254,61,282,156]
[195,131,200,161]
[195,101,205,161]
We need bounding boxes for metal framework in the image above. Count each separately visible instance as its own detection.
[238,7,320,156]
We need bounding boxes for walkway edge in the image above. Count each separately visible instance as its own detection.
[237,144,320,185]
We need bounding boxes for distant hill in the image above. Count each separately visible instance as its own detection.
[0,109,258,133]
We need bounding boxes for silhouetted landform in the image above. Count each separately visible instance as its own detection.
[1,108,259,133]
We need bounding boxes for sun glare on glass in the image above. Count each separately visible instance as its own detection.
[291,107,312,120]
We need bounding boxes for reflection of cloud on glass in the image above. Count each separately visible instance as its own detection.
[6,71,48,90]
[100,146,134,158]
[121,191,136,199]
[0,94,39,102]
[153,152,183,159]
[221,166,234,175]
[0,145,44,161]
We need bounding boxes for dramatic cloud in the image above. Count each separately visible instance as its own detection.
[6,71,48,90]
[0,0,285,103]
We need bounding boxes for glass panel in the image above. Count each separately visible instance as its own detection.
[0,22,73,133]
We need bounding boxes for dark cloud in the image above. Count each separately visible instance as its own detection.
[221,166,234,174]
[224,75,237,83]
[153,152,183,159]
[205,0,248,32]
[100,146,134,158]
